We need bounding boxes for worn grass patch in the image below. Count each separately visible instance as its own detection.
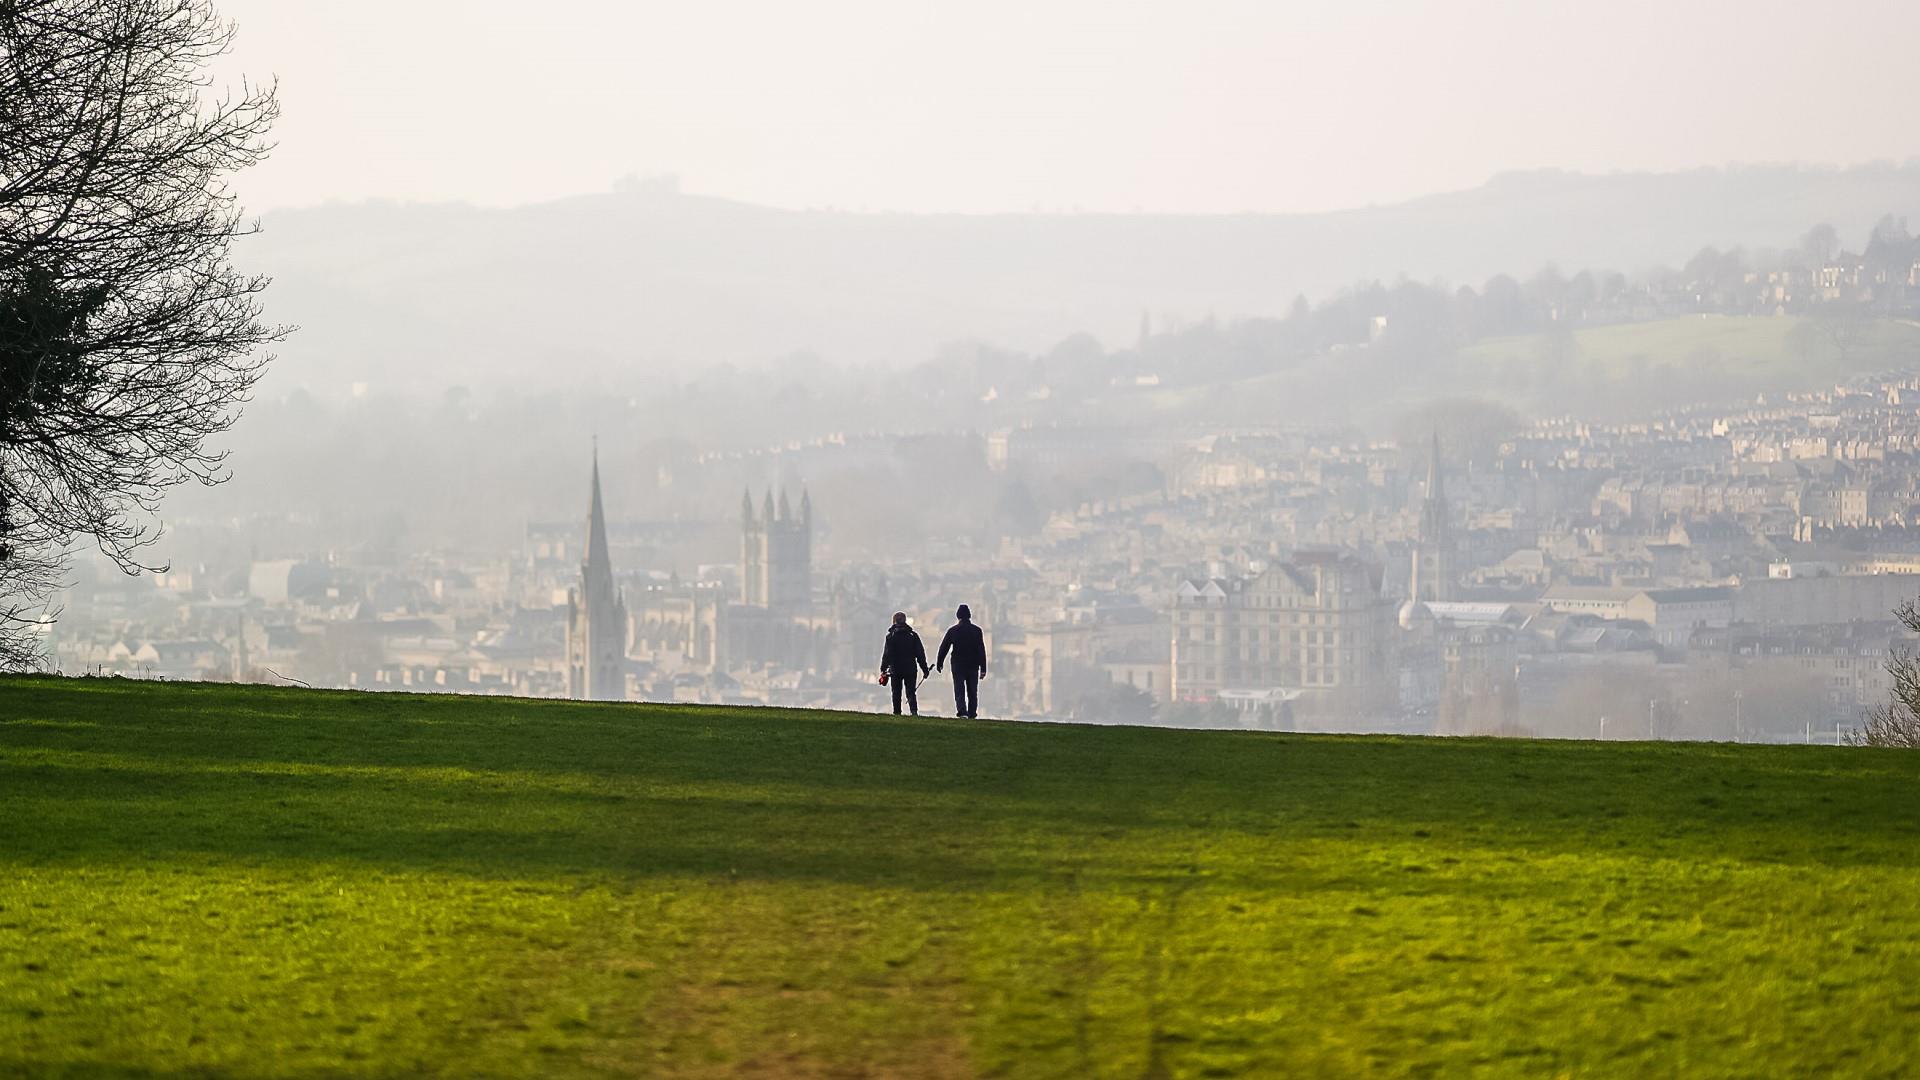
[2,675,1917,1077]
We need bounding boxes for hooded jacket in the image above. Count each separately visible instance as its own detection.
[880,623,927,676]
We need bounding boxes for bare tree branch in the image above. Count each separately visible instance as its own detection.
[1,0,286,669]
[1852,600,1920,748]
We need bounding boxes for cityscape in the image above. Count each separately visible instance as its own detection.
[45,354,1920,744]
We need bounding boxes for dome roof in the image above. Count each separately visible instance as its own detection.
[1398,598,1434,631]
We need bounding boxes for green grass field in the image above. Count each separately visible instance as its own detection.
[1120,315,1920,430]
[3,676,1918,1078]
[1460,314,1920,377]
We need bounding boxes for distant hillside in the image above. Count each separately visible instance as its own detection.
[244,165,1920,393]
[3,675,1917,1076]
[1451,315,1920,418]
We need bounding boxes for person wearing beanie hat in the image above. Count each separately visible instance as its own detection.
[936,604,988,719]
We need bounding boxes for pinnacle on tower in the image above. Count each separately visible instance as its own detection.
[741,487,756,525]
[1426,432,1445,503]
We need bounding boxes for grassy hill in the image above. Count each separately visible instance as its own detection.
[1455,314,1920,417]
[1462,313,1920,375]
[1115,315,1920,432]
[2,676,1917,1077]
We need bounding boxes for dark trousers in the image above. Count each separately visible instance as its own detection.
[890,671,919,715]
[952,670,979,718]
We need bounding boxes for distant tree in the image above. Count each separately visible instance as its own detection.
[1673,661,1826,741]
[1478,274,1527,336]
[1524,265,1568,320]
[1372,278,1457,359]
[1599,271,1629,304]
[1042,332,1108,394]
[1066,682,1156,726]
[1682,245,1742,297]
[1161,700,1239,728]
[1564,269,1598,320]
[1799,223,1840,266]
[1546,665,1673,740]
[1854,600,1920,748]
[1868,214,1911,250]
[1449,284,1481,338]
[1,0,285,667]
[992,477,1043,536]
[1788,302,1872,368]
[1863,215,1916,280]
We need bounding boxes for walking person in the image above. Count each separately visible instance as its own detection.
[936,604,987,719]
[879,611,930,716]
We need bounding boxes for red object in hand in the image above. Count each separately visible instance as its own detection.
[877,671,889,685]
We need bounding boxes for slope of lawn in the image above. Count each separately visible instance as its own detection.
[2,675,1917,1078]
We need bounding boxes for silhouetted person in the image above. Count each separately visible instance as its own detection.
[879,611,929,716]
[937,604,987,719]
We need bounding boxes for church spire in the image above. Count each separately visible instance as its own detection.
[1414,432,1455,604]
[568,447,628,701]
[1419,432,1449,545]
[585,445,612,582]
[1426,432,1445,505]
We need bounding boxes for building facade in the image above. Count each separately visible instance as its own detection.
[741,487,812,612]
[1172,551,1396,706]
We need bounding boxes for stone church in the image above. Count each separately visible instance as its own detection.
[565,451,628,700]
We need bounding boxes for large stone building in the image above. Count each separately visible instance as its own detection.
[1436,623,1520,734]
[741,488,812,611]
[728,486,831,671]
[565,453,628,700]
[1171,551,1397,707]
[628,579,724,674]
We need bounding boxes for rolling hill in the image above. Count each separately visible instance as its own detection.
[242,165,1920,395]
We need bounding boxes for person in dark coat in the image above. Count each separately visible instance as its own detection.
[936,604,988,719]
[879,611,930,716]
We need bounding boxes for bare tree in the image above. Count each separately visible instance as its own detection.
[0,533,60,669]
[1798,222,1839,267]
[1788,300,1872,369]
[0,0,285,668]
[1855,600,1920,748]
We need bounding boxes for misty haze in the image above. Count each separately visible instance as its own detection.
[52,166,1920,745]
[5,1,1919,1076]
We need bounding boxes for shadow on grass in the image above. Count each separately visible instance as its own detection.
[3,676,1917,888]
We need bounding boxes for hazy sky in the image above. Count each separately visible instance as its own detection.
[219,0,1920,215]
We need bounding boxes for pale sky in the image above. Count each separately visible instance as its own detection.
[218,0,1920,215]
